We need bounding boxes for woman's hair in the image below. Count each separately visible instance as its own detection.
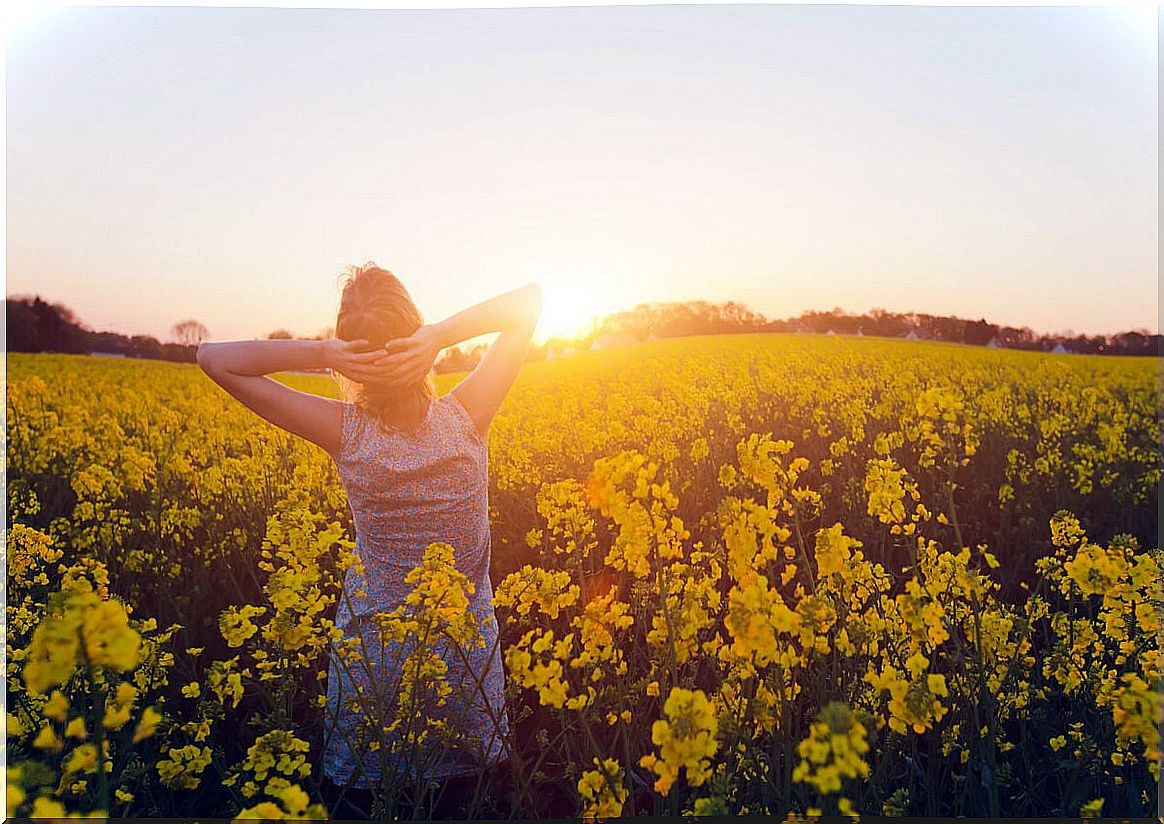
[333,261,436,431]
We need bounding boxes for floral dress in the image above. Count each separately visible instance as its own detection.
[322,391,510,789]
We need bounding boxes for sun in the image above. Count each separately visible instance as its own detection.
[536,278,606,343]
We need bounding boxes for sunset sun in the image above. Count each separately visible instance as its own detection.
[536,277,606,342]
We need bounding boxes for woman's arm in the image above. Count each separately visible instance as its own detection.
[197,338,332,376]
[440,283,543,436]
[196,337,386,456]
[426,282,544,350]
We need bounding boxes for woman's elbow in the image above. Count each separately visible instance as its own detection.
[195,342,218,374]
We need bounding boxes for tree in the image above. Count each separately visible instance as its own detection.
[5,296,88,353]
[1114,331,1149,355]
[172,319,209,346]
[7,299,41,351]
[965,318,998,347]
[721,301,767,329]
[162,342,197,363]
[267,329,294,340]
[130,334,163,360]
[86,330,131,355]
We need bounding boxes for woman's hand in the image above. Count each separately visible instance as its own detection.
[372,326,443,387]
[325,328,442,386]
[326,338,400,385]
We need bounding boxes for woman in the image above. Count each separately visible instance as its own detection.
[197,262,543,818]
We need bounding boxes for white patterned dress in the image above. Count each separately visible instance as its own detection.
[322,391,510,789]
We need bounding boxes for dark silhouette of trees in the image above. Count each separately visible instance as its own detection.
[6,296,88,353]
[1062,333,1108,355]
[1112,330,1151,356]
[171,319,209,346]
[5,295,203,361]
[88,330,131,356]
[774,308,1158,356]
[266,329,294,340]
[162,342,197,362]
[7,299,42,351]
[130,335,163,360]
[964,318,998,346]
[864,308,910,338]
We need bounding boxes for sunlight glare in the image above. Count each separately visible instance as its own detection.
[536,276,606,343]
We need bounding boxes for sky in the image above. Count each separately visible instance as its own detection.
[5,2,1159,344]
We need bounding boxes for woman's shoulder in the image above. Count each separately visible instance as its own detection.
[440,390,487,449]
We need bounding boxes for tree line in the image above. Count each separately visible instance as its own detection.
[6,293,1159,368]
[578,302,1159,357]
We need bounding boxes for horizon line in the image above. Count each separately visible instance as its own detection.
[5,290,1158,345]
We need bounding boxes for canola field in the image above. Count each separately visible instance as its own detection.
[5,333,1162,819]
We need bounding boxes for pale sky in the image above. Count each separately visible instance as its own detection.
[6,3,1158,343]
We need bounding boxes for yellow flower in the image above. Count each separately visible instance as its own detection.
[792,702,870,795]
[864,458,917,525]
[64,717,88,740]
[641,687,718,795]
[274,784,311,816]
[234,801,285,820]
[577,758,628,819]
[30,796,67,818]
[133,706,162,743]
[104,683,138,731]
[82,599,142,671]
[157,744,212,790]
[7,767,26,818]
[814,523,862,579]
[495,565,580,622]
[724,578,799,667]
[241,730,312,783]
[43,690,69,723]
[61,743,100,777]
[23,607,83,695]
[1080,798,1104,818]
[219,605,266,648]
[32,724,63,753]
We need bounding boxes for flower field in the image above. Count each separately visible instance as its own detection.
[5,333,1161,819]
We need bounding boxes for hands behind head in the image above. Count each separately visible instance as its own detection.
[328,327,441,387]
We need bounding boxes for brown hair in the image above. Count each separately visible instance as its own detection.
[333,262,436,432]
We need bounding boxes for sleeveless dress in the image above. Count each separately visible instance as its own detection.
[322,391,510,789]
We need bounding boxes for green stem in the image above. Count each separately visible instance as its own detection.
[792,513,817,596]
[946,479,999,817]
[78,639,110,814]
